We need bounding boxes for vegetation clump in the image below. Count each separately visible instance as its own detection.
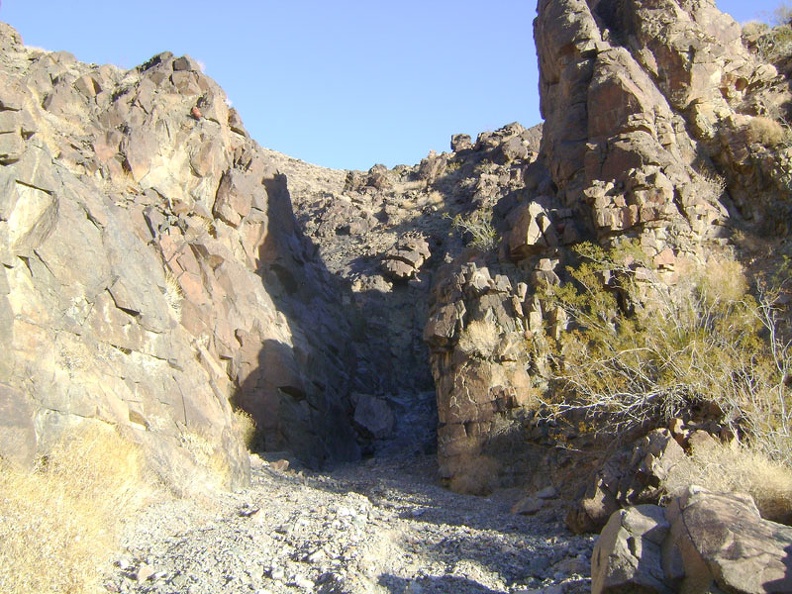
[0,424,148,594]
[449,209,499,251]
[743,4,792,64]
[541,241,792,463]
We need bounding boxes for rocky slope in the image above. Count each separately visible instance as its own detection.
[103,454,595,594]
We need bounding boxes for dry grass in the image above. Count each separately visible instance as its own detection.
[697,257,749,303]
[179,424,232,491]
[0,423,148,594]
[664,440,792,524]
[745,116,789,147]
[690,170,726,204]
[233,408,257,450]
[163,268,184,321]
[458,318,501,358]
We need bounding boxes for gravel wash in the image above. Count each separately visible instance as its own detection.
[103,455,595,594]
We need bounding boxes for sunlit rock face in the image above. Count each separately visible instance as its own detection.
[0,22,361,489]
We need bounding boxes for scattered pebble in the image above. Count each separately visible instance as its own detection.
[103,455,594,594]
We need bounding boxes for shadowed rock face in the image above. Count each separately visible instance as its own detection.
[0,22,360,489]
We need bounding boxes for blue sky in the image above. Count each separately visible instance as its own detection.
[0,1,782,170]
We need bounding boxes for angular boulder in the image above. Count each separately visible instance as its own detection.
[592,488,792,594]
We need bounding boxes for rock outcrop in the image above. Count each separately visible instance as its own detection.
[0,22,360,489]
[534,0,791,241]
[592,488,792,593]
[567,428,686,534]
[282,120,544,458]
[422,0,792,497]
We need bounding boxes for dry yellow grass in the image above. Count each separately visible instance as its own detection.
[233,408,257,449]
[745,115,788,147]
[665,440,792,524]
[163,268,184,321]
[458,318,501,358]
[0,423,148,594]
[178,424,232,491]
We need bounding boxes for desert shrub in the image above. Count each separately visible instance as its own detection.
[664,440,792,523]
[690,170,726,204]
[745,115,790,147]
[233,408,257,449]
[449,210,499,251]
[543,242,792,462]
[0,423,147,594]
[742,5,792,62]
[753,22,792,63]
[775,3,792,26]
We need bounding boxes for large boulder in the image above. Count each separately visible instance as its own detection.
[592,488,792,594]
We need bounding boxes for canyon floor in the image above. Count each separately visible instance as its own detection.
[103,454,595,594]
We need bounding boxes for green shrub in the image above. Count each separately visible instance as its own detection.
[542,242,792,462]
[449,209,499,251]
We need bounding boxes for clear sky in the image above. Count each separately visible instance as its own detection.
[0,1,783,171]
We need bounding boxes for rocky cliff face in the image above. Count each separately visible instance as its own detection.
[0,22,361,490]
[535,0,791,237]
[422,0,792,499]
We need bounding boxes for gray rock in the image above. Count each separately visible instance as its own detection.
[0,385,36,468]
[568,429,685,534]
[591,505,676,594]
[382,235,430,281]
[353,395,395,440]
[512,496,545,516]
[450,134,472,152]
[669,488,792,593]
[593,488,792,593]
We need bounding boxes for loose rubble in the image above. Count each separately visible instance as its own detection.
[103,455,595,594]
